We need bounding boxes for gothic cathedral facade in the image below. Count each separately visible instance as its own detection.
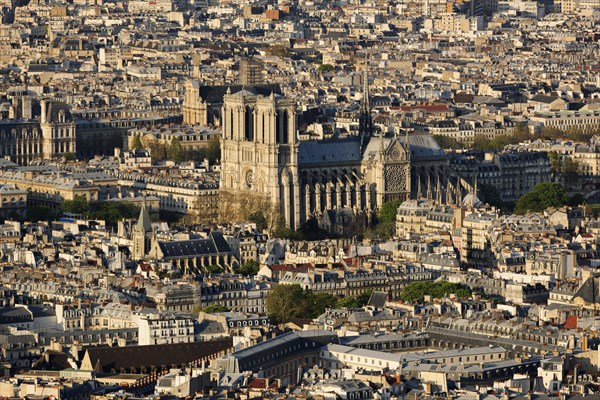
[219,88,412,230]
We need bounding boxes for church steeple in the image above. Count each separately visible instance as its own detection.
[359,53,373,156]
[132,200,153,260]
[136,200,153,233]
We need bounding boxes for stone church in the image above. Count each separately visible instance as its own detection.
[184,80,472,230]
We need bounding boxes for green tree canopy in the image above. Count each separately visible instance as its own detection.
[205,264,223,275]
[400,281,472,302]
[266,284,309,323]
[239,259,260,276]
[92,202,139,227]
[167,137,185,163]
[514,182,569,214]
[433,135,463,150]
[205,137,221,163]
[364,200,401,241]
[298,217,329,240]
[318,64,334,72]
[306,292,337,318]
[60,196,89,216]
[337,289,373,309]
[202,304,229,313]
[379,200,401,225]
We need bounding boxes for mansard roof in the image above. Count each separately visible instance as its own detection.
[158,231,232,259]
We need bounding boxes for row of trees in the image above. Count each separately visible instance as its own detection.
[400,281,474,302]
[59,196,140,227]
[434,124,596,152]
[265,284,372,323]
[513,182,585,214]
[130,135,221,164]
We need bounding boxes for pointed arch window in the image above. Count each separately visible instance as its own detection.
[245,106,254,141]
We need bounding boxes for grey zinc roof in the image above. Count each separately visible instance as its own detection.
[158,232,232,259]
[298,137,362,166]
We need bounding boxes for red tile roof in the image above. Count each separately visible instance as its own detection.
[564,315,578,329]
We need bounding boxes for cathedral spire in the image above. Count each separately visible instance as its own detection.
[405,129,410,162]
[447,181,454,205]
[359,52,373,156]
[455,179,462,205]
[426,175,432,199]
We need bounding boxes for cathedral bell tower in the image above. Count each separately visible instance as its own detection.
[220,89,300,228]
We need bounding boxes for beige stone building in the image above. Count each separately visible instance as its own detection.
[0,169,98,209]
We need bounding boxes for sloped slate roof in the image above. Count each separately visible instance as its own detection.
[298,137,362,166]
[158,232,232,259]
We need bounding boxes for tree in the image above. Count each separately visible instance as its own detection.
[400,281,472,302]
[298,217,328,240]
[567,193,586,207]
[202,304,229,313]
[306,292,337,318]
[337,289,373,309]
[90,202,139,227]
[480,183,505,209]
[27,205,58,223]
[265,284,309,323]
[272,226,300,240]
[131,135,143,150]
[379,200,401,225]
[148,140,167,162]
[239,259,260,276]
[249,211,268,231]
[365,200,401,241]
[549,152,579,177]
[514,182,569,214]
[512,122,531,142]
[205,264,223,275]
[433,135,463,150]
[205,136,221,163]
[318,64,334,72]
[60,196,89,216]
[167,137,185,163]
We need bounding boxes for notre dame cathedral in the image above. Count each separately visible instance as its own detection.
[184,80,471,230]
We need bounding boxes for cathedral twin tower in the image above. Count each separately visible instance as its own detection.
[219,89,302,228]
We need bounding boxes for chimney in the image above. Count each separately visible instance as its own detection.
[40,99,47,123]
[22,97,32,119]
